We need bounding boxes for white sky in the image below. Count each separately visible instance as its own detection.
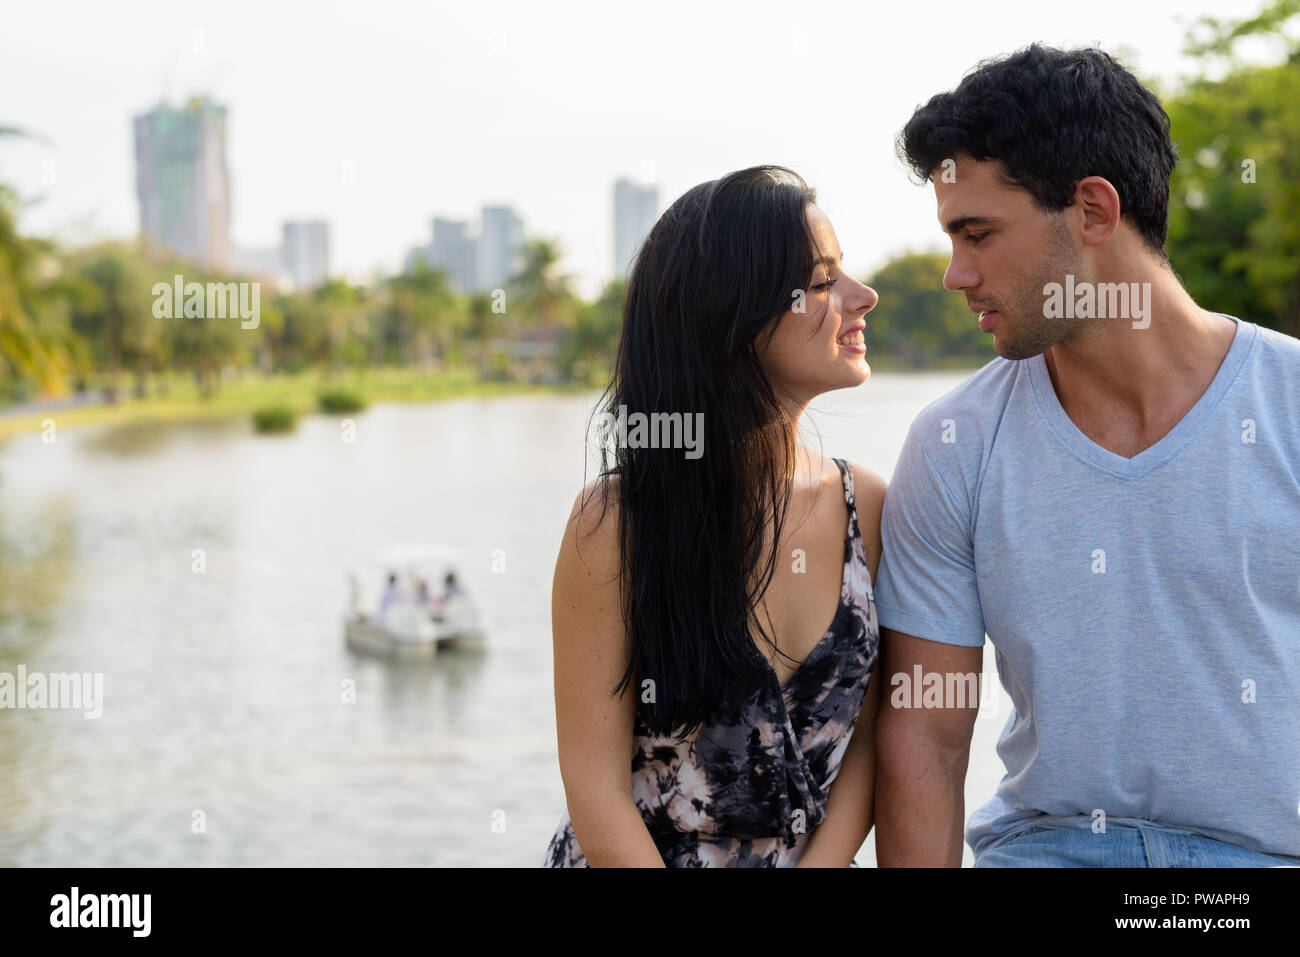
[0,0,1273,297]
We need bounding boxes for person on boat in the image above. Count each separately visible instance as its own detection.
[375,572,409,621]
[416,578,444,618]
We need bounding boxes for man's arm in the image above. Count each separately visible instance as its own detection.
[874,627,982,867]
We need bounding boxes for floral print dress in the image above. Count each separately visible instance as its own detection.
[544,457,880,867]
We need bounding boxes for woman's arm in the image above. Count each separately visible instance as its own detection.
[795,671,881,866]
[552,480,665,867]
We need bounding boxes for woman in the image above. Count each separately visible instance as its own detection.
[544,166,885,867]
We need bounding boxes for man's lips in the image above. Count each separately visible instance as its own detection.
[970,304,998,333]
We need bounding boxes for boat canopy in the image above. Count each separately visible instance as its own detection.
[346,543,471,617]
[366,544,466,568]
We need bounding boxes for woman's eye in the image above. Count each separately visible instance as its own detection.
[813,279,838,291]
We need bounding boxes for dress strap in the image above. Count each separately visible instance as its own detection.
[832,457,858,536]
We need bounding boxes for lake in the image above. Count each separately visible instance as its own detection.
[0,369,1012,866]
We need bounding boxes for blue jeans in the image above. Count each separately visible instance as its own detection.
[974,824,1300,868]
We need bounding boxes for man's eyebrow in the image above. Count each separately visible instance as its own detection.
[943,215,997,235]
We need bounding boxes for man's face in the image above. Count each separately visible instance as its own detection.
[933,156,1093,360]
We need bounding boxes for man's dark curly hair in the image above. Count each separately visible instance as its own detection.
[898,44,1179,258]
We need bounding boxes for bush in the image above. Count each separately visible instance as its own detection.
[252,405,298,433]
[317,388,368,414]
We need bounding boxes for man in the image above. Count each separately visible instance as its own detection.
[873,44,1300,867]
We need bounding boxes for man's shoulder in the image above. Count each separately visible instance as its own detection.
[905,355,1026,462]
[1239,322,1300,445]
[913,355,1022,427]
[1249,321,1300,372]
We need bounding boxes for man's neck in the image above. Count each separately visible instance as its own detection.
[1041,267,1237,456]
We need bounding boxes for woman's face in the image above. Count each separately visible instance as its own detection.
[759,204,877,405]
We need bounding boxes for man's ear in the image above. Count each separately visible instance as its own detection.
[1072,176,1122,247]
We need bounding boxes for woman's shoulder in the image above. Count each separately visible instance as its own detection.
[564,471,620,538]
[818,455,886,512]
[840,459,886,580]
[552,473,627,660]
[557,472,623,586]
[843,461,886,512]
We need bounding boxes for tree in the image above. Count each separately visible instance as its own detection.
[1163,0,1300,337]
[861,252,995,366]
[0,132,75,398]
[465,290,499,377]
[384,265,454,367]
[65,243,164,400]
[557,277,625,383]
[161,261,249,398]
[509,238,576,329]
[315,278,369,373]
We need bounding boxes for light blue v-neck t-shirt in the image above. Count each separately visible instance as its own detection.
[874,315,1300,859]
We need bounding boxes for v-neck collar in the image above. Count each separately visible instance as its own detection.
[1025,314,1256,479]
[750,458,855,695]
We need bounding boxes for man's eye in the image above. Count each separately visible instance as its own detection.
[966,232,988,245]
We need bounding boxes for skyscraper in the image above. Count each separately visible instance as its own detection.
[477,205,524,292]
[425,218,477,292]
[282,221,331,291]
[406,207,527,293]
[613,178,658,278]
[134,97,231,269]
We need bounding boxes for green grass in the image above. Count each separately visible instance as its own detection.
[0,360,985,444]
[0,366,593,442]
[317,387,368,414]
[251,404,298,433]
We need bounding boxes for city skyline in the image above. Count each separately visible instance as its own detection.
[132,92,654,296]
[135,97,334,291]
[1,0,1266,298]
[407,205,529,294]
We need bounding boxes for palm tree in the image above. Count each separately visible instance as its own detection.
[68,244,157,400]
[557,277,625,383]
[385,264,453,367]
[315,278,368,373]
[508,238,576,329]
[0,181,68,396]
[0,126,75,399]
[466,291,497,377]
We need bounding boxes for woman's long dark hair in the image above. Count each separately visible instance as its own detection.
[583,165,822,738]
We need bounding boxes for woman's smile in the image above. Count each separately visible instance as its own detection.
[836,323,866,352]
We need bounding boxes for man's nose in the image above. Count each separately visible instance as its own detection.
[943,259,978,292]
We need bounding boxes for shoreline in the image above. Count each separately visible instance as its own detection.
[0,359,988,443]
[0,367,596,443]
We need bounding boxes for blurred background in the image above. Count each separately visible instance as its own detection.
[0,0,1295,866]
